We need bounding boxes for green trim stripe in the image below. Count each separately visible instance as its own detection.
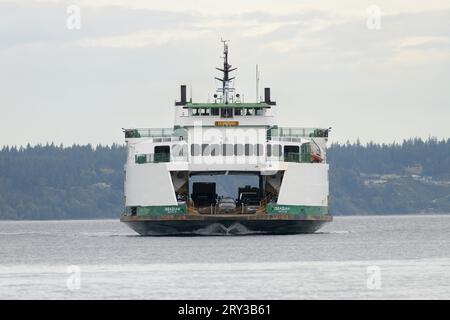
[136,205,187,216]
[266,203,328,215]
[131,204,327,216]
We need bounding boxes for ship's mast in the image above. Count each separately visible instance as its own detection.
[215,39,236,104]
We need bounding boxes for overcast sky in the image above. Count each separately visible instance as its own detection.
[0,0,449,146]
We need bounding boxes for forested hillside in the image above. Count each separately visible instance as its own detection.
[0,138,449,219]
[328,138,450,214]
[0,144,125,219]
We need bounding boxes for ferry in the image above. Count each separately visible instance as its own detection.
[120,41,332,235]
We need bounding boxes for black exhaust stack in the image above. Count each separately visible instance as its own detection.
[175,85,187,106]
[264,87,276,105]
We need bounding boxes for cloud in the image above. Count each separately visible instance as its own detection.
[76,28,211,48]
[399,36,450,50]
[389,36,450,65]
[1,1,449,69]
[0,2,205,49]
[1,0,450,146]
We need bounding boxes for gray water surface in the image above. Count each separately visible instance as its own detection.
[0,215,449,299]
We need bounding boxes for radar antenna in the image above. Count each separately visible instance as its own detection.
[215,39,237,104]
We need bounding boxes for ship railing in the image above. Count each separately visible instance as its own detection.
[125,128,187,139]
[151,137,185,143]
[253,196,270,214]
[267,127,329,140]
[269,137,304,143]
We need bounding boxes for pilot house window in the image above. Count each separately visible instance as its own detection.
[221,108,233,118]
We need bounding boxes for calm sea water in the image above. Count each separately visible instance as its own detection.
[0,215,449,299]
